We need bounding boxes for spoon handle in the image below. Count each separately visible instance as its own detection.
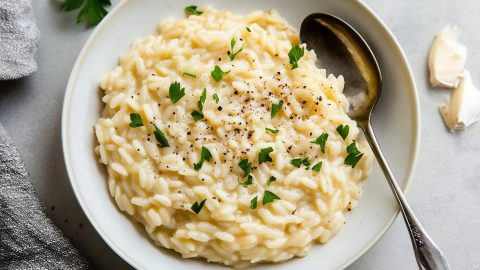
[364,123,450,270]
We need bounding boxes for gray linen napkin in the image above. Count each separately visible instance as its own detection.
[0,0,39,80]
[1,0,89,269]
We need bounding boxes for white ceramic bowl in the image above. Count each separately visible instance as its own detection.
[62,0,420,269]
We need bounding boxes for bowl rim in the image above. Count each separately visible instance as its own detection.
[61,0,420,269]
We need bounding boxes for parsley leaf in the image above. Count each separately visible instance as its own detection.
[265,127,278,134]
[228,38,243,61]
[246,26,251,32]
[238,175,253,187]
[185,5,203,16]
[169,81,185,104]
[61,0,111,26]
[183,72,197,78]
[191,199,207,214]
[198,88,207,111]
[271,100,283,118]
[211,66,230,82]
[311,133,328,153]
[290,157,310,168]
[267,176,276,186]
[191,111,204,122]
[312,161,323,172]
[193,146,212,170]
[212,93,219,103]
[262,190,280,205]
[239,159,252,177]
[288,44,304,70]
[250,196,257,209]
[153,123,169,148]
[345,141,364,168]
[129,113,144,128]
[258,147,274,164]
[336,124,349,140]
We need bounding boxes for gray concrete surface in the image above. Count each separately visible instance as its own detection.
[1,0,479,269]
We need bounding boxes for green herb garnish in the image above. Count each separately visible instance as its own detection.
[246,26,251,32]
[212,93,219,103]
[265,127,278,134]
[288,44,304,70]
[191,111,204,122]
[183,72,197,78]
[250,196,257,209]
[239,159,252,177]
[312,162,323,172]
[129,113,144,128]
[290,157,310,168]
[239,175,253,187]
[193,146,212,170]
[311,133,328,153]
[169,81,185,104]
[258,147,274,164]
[185,5,202,16]
[271,100,283,118]
[60,0,111,26]
[153,123,169,148]
[336,124,349,140]
[345,141,363,168]
[267,176,276,186]
[211,66,230,82]
[262,190,280,205]
[229,38,243,61]
[198,88,207,111]
[191,199,207,214]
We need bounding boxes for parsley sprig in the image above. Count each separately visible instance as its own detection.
[267,176,276,186]
[336,124,349,140]
[185,5,203,16]
[211,66,230,82]
[129,113,143,128]
[250,196,258,209]
[265,127,279,134]
[153,123,169,148]
[169,81,185,104]
[60,0,111,26]
[194,146,212,170]
[258,147,274,164]
[271,101,283,118]
[290,157,310,168]
[238,175,253,187]
[288,44,304,69]
[238,159,252,176]
[263,190,280,205]
[228,38,243,61]
[345,141,364,168]
[191,199,206,214]
[312,161,323,172]
[191,89,207,121]
[311,133,328,153]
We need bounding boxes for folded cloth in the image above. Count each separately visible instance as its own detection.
[0,124,89,269]
[0,0,40,80]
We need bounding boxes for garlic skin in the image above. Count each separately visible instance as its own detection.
[439,70,480,131]
[428,26,467,88]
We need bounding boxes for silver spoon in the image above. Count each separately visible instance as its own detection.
[300,13,449,270]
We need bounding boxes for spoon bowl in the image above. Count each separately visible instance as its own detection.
[300,13,449,270]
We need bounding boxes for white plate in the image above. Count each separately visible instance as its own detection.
[62,0,420,269]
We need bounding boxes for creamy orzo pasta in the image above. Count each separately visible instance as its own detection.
[95,6,373,267]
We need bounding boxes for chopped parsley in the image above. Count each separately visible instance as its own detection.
[246,26,251,32]
[60,0,111,26]
[153,123,169,148]
[238,159,252,177]
[265,127,279,134]
[250,196,258,209]
[129,113,143,128]
[228,38,243,61]
[212,93,219,103]
[271,100,283,118]
[345,141,364,168]
[311,133,328,153]
[262,190,280,205]
[258,147,274,164]
[169,81,185,104]
[290,157,310,168]
[183,72,197,78]
[267,176,276,186]
[211,66,230,82]
[312,161,323,172]
[336,124,349,140]
[191,199,206,214]
[198,88,207,111]
[193,146,212,170]
[238,175,253,187]
[288,44,304,70]
[191,111,204,122]
[185,5,202,16]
